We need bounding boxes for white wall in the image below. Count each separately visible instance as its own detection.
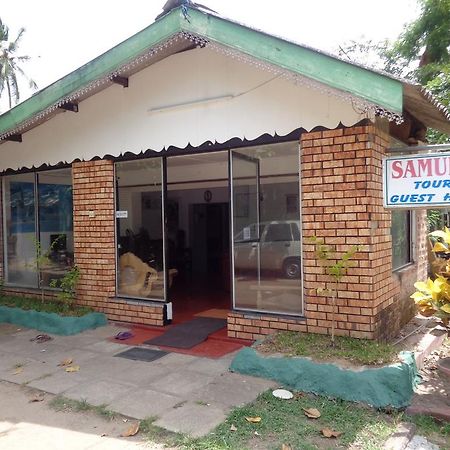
[0,47,368,171]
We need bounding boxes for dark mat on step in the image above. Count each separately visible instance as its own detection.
[144,317,227,349]
[114,347,168,362]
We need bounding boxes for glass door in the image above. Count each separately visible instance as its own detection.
[230,143,303,316]
[230,151,262,310]
[115,158,167,301]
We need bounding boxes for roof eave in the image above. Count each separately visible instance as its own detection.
[0,7,407,140]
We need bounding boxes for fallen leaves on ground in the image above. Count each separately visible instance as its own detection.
[245,416,262,423]
[12,367,23,375]
[29,393,45,403]
[230,424,237,432]
[303,408,321,419]
[65,365,80,373]
[321,428,342,438]
[58,358,73,367]
[121,421,140,437]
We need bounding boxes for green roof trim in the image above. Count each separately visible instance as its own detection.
[0,7,403,137]
[183,9,403,113]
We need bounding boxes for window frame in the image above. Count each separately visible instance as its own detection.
[391,209,415,272]
[2,167,74,288]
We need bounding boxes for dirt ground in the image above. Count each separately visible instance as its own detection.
[0,381,159,450]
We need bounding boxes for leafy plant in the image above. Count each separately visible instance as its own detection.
[27,235,68,303]
[427,210,443,232]
[49,266,80,310]
[310,237,361,344]
[26,237,51,303]
[412,227,450,326]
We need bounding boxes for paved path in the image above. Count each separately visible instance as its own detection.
[0,323,275,438]
[0,380,155,450]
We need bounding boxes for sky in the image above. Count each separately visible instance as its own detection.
[1,0,420,109]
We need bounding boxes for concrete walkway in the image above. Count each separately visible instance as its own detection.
[0,323,276,438]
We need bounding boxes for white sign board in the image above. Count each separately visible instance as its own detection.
[383,153,450,208]
[115,210,128,219]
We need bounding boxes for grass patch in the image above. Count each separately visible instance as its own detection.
[140,416,182,447]
[49,396,116,420]
[258,331,399,366]
[182,391,399,450]
[405,414,450,447]
[0,295,93,317]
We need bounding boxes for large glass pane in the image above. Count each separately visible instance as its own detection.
[3,173,38,287]
[232,152,261,310]
[116,159,166,300]
[232,142,303,315]
[37,169,74,287]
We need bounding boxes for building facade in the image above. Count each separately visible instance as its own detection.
[0,7,448,341]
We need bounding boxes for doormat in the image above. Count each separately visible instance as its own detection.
[144,317,227,349]
[195,309,229,319]
[114,347,168,362]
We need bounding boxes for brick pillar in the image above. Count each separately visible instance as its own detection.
[415,210,428,282]
[301,123,398,339]
[72,160,116,309]
[72,159,165,326]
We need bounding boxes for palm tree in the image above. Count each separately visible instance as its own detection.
[0,18,37,109]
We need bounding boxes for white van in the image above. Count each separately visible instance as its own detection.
[234,221,301,279]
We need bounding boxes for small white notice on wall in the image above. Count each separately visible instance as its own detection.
[243,227,251,240]
[116,211,128,219]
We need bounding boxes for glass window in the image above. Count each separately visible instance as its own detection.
[232,142,303,315]
[392,210,412,270]
[3,173,37,287]
[37,169,74,287]
[264,223,292,242]
[3,169,74,288]
[116,159,166,301]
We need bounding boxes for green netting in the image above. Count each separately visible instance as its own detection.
[0,306,107,335]
[230,347,418,409]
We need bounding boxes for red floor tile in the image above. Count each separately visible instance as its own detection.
[110,322,252,358]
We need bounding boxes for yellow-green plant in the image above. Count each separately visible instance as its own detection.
[412,226,450,326]
[310,237,361,344]
[49,266,80,311]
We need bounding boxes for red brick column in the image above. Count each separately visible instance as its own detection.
[72,160,116,309]
[72,160,165,326]
[301,124,398,339]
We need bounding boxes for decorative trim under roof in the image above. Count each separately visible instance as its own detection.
[402,83,450,134]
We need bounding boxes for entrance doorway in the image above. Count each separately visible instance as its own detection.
[114,142,303,326]
[166,152,230,321]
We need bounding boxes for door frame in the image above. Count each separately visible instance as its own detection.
[114,157,168,303]
[113,142,304,317]
[229,150,262,312]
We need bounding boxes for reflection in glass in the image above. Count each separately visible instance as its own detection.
[3,173,37,287]
[232,143,302,315]
[38,169,74,287]
[392,210,412,269]
[116,159,166,300]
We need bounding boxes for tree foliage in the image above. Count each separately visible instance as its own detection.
[339,0,449,143]
[0,18,37,109]
[389,0,450,84]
